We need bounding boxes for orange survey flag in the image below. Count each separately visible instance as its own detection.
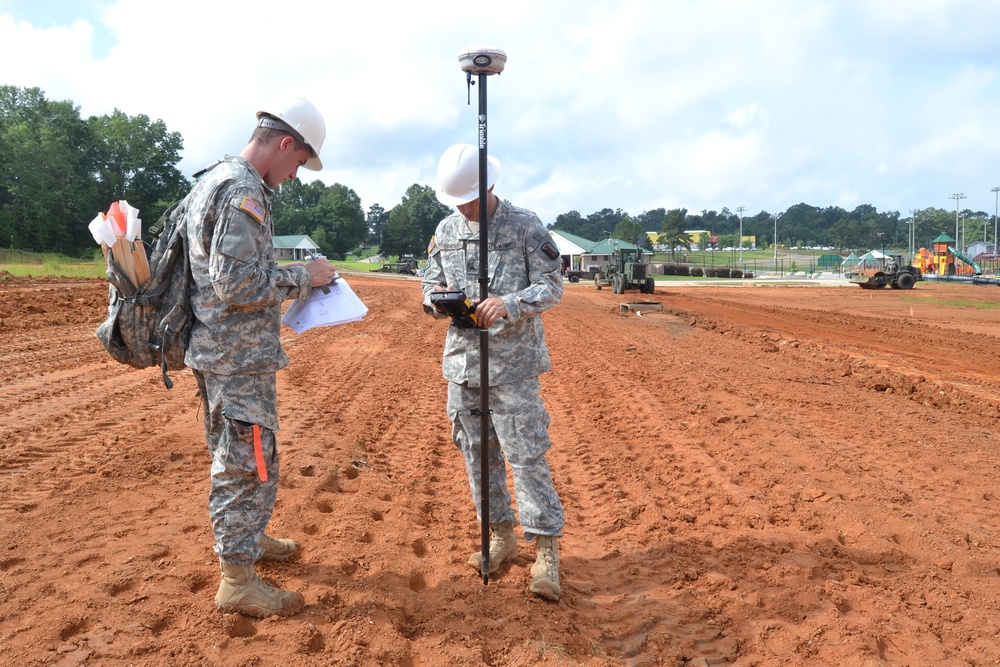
[88,200,151,287]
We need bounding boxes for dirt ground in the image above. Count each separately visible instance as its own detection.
[1,271,1000,667]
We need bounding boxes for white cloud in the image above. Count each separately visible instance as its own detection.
[2,0,1000,223]
[727,104,767,130]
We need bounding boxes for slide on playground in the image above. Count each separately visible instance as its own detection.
[948,246,982,275]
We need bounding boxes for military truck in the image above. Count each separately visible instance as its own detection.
[594,248,656,294]
[562,266,601,283]
[369,255,418,275]
[849,254,920,290]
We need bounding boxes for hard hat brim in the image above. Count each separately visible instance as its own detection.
[304,154,323,171]
[435,155,501,205]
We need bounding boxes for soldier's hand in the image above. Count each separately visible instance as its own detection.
[474,296,507,329]
[305,258,337,287]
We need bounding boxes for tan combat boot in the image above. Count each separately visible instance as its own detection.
[530,535,561,601]
[215,562,305,618]
[467,522,518,574]
[260,534,300,562]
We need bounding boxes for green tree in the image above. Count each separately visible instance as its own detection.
[658,208,692,261]
[550,210,586,236]
[272,178,326,236]
[311,183,367,259]
[635,208,666,236]
[829,218,856,250]
[366,203,388,247]
[383,184,451,257]
[0,86,100,253]
[88,108,188,226]
[586,208,629,242]
[613,216,648,248]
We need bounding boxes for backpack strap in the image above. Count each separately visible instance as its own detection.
[191,158,225,180]
[158,227,193,389]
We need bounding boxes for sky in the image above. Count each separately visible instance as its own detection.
[2,0,1000,226]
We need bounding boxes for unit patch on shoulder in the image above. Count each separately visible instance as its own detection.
[239,197,266,223]
[540,242,560,260]
[427,236,437,255]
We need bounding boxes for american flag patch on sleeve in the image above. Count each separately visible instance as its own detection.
[240,197,266,223]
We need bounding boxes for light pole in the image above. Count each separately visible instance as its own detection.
[773,213,780,269]
[907,209,917,259]
[992,187,999,252]
[950,193,965,249]
[736,206,746,263]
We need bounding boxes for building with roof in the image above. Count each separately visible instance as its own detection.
[683,230,713,250]
[587,238,652,269]
[273,235,320,261]
[548,230,652,275]
[966,240,996,259]
[549,230,595,272]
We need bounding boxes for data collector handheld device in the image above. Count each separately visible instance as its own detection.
[430,290,479,329]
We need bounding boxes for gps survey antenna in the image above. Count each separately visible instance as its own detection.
[459,44,506,585]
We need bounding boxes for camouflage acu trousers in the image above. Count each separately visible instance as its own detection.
[448,377,564,540]
[194,370,280,565]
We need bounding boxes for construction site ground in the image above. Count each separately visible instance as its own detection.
[1,272,999,666]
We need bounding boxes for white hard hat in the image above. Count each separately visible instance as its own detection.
[435,143,501,206]
[256,97,326,171]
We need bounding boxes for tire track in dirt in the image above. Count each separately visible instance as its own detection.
[4,276,1000,665]
[0,303,201,514]
[659,288,1000,397]
[609,285,1000,662]
[256,279,481,660]
[546,284,1000,662]
[542,296,743,663]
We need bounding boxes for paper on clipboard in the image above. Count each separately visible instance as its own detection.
[281,275,368,334]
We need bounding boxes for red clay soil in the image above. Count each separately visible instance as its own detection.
[1,272,999,666]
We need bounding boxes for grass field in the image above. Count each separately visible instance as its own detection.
[0,249,410,281]
[0,250,107,279]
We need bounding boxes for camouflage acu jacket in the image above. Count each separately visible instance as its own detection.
[421,199,564,387]
[184,156,312,375]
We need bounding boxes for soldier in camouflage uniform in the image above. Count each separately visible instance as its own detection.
[421,144,565,601]
[184,99,336,618]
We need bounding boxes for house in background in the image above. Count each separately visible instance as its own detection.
[549,230,594,272]
[585,237,651,271]
[966,240,996,259]
[548,229,653,276]
[273,235,320,261]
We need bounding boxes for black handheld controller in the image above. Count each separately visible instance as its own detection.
[430,290,479,329]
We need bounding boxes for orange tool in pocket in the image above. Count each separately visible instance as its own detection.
[252,424,268,482]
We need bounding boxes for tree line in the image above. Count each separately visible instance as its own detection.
[552,204,996,255]
[0,86,454,260]
[3,86,994,260]
[0,86,188,254]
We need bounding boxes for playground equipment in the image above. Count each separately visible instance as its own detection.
[919,233,982,277]
[948,247,982,275]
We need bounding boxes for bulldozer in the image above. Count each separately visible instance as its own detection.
[849,254,920,290]
[594,247,655,294]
